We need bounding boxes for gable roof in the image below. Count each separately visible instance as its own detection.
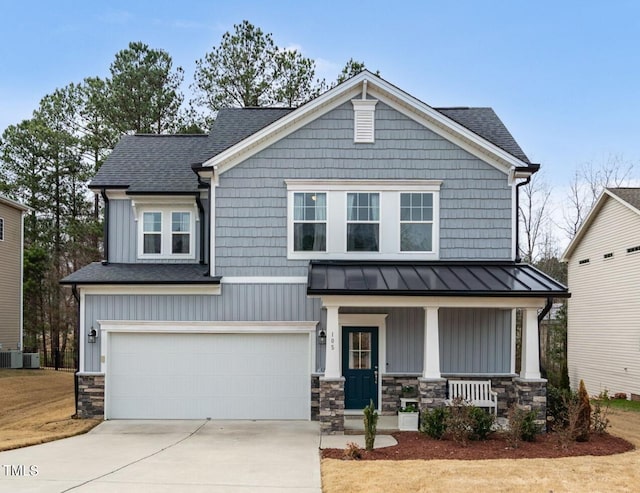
[203,71,537,176]
[89,134,210,193]
[90,71,538,191]
[435,107,530,164]
[561,187,640,261]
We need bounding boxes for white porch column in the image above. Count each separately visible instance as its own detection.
[422,307,441,379]
[520,307,541,380]
[324,305,341,378]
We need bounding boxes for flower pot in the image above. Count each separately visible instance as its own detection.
[398,411,419,431]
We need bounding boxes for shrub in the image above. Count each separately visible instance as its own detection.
[468,407,495,441]
[343,441,362,460]
[547,384,577,430]
[591,399,610,434]
[421,407,448,439]
[444,400,473,446]
[506,405,538,448]
[613,392,628,400]
[576,380,591,442]
[363,399,378,451]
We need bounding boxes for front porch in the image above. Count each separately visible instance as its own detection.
[308,261,569,435]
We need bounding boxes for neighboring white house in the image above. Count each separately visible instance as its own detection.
[562,188,640,400]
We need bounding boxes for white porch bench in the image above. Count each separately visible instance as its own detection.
[444,380,498,416]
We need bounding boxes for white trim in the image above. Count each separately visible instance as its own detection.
[203,72,530,176]
[352,99,377,143]
[136,206,197,260]
[80,285,221,296]
[98,320,317,335]
[511,181,517,260]
[286,181,441,260]
[318,295,547,309]
[221,276,307,284]
[339,313,388,412]
[510,308,517,374]
[285,179,443,190]
[79,291,86,372]
[209,182,216,276]
[562,189,640,261]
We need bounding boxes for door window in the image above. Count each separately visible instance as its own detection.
[348,331,372,369]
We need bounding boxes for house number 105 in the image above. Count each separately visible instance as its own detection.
[330,332,335,350]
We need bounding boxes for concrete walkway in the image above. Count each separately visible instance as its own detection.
[0,420,322,492]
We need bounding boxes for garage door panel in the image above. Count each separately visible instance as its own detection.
[107,332,310,420]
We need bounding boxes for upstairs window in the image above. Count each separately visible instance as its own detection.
[293,192,326,251]
[400,193,433,252]
[171,212,191,254]
[143,212,162,254]
[137,207,195,259]
[347,193,380,251]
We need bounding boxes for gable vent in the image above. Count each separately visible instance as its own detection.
[352,99,377,143]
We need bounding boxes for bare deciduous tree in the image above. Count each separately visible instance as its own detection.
[519,170,552,263]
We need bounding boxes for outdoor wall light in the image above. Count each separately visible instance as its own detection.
[318,329,327,345]
[88,327,97,344]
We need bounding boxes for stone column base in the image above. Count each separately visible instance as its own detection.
[319,377,345,435]
[418,377,447,411]
[77,372,105,419]
[514,377,547,431]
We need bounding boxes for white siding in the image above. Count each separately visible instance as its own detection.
[567,196,640,398]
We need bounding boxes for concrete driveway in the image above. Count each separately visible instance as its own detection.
[0,420,322,492]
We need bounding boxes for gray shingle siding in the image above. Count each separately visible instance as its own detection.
[215,101,512,276]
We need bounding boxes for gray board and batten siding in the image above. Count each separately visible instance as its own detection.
[83,288,511,377]
[108,198,208,263]
[215,101,513,277]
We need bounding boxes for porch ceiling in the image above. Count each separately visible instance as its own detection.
[307,260,569,298]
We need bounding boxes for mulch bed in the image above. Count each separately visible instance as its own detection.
[321,431,635,460]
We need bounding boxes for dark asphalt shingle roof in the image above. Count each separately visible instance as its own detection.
[607,187,640,210]
[196,107,295,162]
[60,262,220,284]
[435,107,531,164]
[307,261,569,297]
[90,105,531,191]
[90,134,210,193]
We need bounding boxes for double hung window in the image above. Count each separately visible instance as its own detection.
[347,193,380,251]
[400,193,433,252]
[139,208,194,259]
[293,192,326,252]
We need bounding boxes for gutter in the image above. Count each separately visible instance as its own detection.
[193,163,212,271]
[100,189,109,265]
[195,194,206,265]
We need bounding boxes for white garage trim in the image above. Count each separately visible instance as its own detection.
[100,321,317,420]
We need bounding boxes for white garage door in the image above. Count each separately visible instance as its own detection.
[106,332,310,420]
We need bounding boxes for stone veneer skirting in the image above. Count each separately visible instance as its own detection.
[311,374,320,421]
[319,377,345,434]
[77,372,105,419]
[514,378,547,430]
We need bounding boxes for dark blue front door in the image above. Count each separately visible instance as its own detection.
[342,327,379,409]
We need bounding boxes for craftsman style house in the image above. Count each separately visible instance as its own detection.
[562,188,640,401]
[0,195,28,352]
[62,72,569,433]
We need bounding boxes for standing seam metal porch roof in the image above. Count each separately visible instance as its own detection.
[307,261,570,297]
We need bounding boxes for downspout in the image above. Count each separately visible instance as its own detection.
[195,193,205,265]
[537,297,554,379]
[514,175,531,263]
[100,189,109,264]
[72,284,80,417]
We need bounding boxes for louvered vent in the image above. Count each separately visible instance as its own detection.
[352,100,377,143]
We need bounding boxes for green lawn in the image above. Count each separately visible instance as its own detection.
[606,398,640,412]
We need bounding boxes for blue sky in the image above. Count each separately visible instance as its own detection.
[2,0,639,190]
